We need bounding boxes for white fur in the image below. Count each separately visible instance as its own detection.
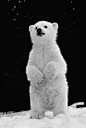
[26,21,68,119]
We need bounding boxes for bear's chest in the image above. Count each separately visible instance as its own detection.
[30,44,58,71]
[30,48,44,71]
[35,47,53,70]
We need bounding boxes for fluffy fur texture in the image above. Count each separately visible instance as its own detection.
[26,21,68,119]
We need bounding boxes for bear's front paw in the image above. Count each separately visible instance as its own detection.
[44,61,59,81]
[34,71,45,86]
[27,65,45,86]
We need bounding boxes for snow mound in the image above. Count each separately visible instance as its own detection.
[0,104,86,128]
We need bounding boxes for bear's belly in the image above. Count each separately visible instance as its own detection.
[37,81,58,110]
[40,87,58,110]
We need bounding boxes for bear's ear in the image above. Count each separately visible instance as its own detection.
[52,23,58,30]
[29,25,34,32]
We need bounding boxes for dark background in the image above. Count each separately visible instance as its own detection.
[0,0,85,113]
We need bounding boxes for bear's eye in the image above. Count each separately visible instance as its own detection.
[35,26,38,30]
[44,25,48,29]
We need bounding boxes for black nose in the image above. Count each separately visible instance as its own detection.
[36,28,45,36]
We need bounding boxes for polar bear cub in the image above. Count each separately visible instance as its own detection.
[26,21,68,119]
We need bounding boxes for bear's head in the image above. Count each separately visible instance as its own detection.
[29,21,58,46]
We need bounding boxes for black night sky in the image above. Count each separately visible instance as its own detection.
[0,0,85,112]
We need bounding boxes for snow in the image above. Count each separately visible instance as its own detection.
[0,104,86,128]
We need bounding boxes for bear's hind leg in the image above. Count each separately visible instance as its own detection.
[52,93,68,117]
[29,87,46,119]
[29,109,45,119]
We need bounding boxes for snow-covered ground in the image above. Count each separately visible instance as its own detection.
[0,103,86,128]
